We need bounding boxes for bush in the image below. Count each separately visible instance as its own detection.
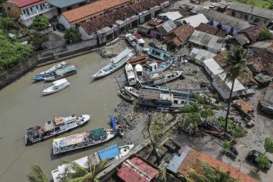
[64,28,81,44]
[258,28,272,41]
[217,117,247,138]
[30,33,48,50]
[31,15,49,31]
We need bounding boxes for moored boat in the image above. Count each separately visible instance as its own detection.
[51,144,134,182]
[125,63,137,86]
[92,48,134,79]
[33,62,67,82]
[52,128,117,155]
[25,114,90,145]
[41,78,70,96]
[43,65,77,82]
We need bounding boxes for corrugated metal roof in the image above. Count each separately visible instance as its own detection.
[47,0,87,8]
[98,144,120,160]
[180,14,208,28]
[159,11,183,21]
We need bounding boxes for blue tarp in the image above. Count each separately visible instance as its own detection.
[110,116,117,130]
[98,144,120,160]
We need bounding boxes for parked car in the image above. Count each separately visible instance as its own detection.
[246,150,272,172]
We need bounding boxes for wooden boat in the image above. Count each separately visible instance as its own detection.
[25,114,90,145]
[52,128,117,155]
[51,144,134,182]
[41,78,70,96]
[118,88,135,102]
[33,62,66,82]
[128,55,148,65]
[43,65,77,82]
[92,48,134,79]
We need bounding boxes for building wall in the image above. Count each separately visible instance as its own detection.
[59,15,73,29]
[3,2,21,18]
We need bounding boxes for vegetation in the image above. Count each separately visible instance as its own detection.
[222,140,232,153]
[0,17,16,32]
[264,137,273,153]
[259,27,273,41]
[256,153,271,171]
[30,32,48,50]
[235,0,273,9]
[224,46,247,132]
[64,28,81,44]
[31,16,49,31]
[27,165,48,182]
[186,162,238,182]
[255,137,273,171]
[217,117,247,138]
[0,30,32,71]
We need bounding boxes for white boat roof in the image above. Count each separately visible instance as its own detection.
[53,132,87,147]
[53,78,69,86]
[111,48,132,64]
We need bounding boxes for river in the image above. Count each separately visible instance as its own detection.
[0,52,122,182]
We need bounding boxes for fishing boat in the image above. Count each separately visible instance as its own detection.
[33,62,66,82]
[128,55,148,65]
[145,58,175,75]
[125,63,137,86]
[25,114,90,145]
[124,86,139,97]
[52,128,117,155]
[41,79,70,96]
[118,88,135,102]
[43,65,77,82]
[140,70,183,86]
[51,144,134,182]
[92,48,134,79]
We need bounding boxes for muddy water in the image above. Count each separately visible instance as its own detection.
[0,52,122,182]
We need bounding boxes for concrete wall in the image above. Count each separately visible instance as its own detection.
[58,15,72,29]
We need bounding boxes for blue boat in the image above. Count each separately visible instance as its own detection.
[147,44,171,62]
[33,62,67,82]
[98,144,120,160]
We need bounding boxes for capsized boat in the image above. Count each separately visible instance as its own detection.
[41,78,70,96]
[92,48,134,79]
[43,65,77,82]
[51,144,134,182]
[25,114,90,145]
[52,128,117,155]
[33,62,66,82]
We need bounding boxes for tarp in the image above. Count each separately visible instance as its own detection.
[110,116,117,130]
[98,144,120,160]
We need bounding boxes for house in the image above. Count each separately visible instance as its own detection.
[47,0,88,14]
[259,83,273,115]
[235,25,265,46]
[196,23,226,37]
[158,11,182,21]
[59,0,169,43]
[117,156,159,182]
[165,24,194,49]
[189,48,216,62]
[138,18,164,38]
[157,20,177,36]
[188,30,225,53]
[177,13,208,28]
[167,145,256,182]
[197,8,251,34]
[202,58,246,100]
[227,2,273,25]
[3,0,57,26]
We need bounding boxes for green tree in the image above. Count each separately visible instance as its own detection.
[256,153,270,171]
[27,165,48,182]
[30,32,48,50]
[258,28,272,41]
[264,137,273,153]
[222,140,232,153]
[224,46,247,132]
[0,17,16,31]
[31,15,49,31]
[64,28,81,44]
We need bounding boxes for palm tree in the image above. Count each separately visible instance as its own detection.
[27,165,48,182]
[63,161,107,182]
[224,46,247,132]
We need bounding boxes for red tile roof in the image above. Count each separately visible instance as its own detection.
[62,0,129,24]
[8,0,42,8]
[117,156,159,182]
[179,148,256,182]
[165,24,194,47]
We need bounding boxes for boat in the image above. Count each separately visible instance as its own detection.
[25,114,90,145]
[118,88,135,102]
[125,63,137,86]
[128,54,148,65]
[147,44,171,61]
[139,70,183,86]
[92,48,134,79]
[124,86,139,97]
[51,144,134,182]
[43,65,77,82]
[52,128,117,155]
[33,62,66,82]
[41,78,70,96]
[145,58,175,75]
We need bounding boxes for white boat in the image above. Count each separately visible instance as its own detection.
[125,63,137,86]
[51,144,134,182]
[147,70,183,86]
[93,48,134,79]
[124,86,139,97]
[33,62,66,81]
[41,78,70,96]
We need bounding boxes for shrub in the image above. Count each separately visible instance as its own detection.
[64,28,81,44]
[31,15,49,31]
